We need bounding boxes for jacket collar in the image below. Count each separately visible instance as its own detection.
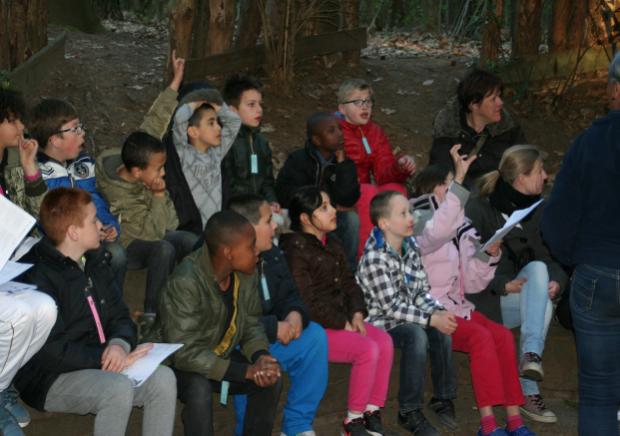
[366,227,417,258]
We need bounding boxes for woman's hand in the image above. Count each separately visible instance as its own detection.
[485,240,502,257]
[505,278,527,294]
[449,143,477,184]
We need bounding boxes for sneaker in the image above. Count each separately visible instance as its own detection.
[520,352,544,381]
[342,417,373,436]
[519,394,557,423]
[363,410,398,435]
[397,409,439,436]
[3,386,30,428]
[506,424,536,436]
[280,432,317,436]
[428,398,458,430]
[477,428,509,436]
[0,405,23,436]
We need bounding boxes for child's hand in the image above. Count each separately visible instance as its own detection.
[277,321,295,345]
[505,278,527,294]
[124,343,153,369]
[485,240,502,257]
[246,355,281,387]
[169,50,186,92]
[335,149,346,163]
[285,311,303,340]
[18,137,40,177]
[397,155,416,175]
[548,280,561,299]
[449,143,477,184]
[100,224,118,242]
[430,311,457,335]
[148,178,167,197]
[101,344,128,373]
[351,312,367,336]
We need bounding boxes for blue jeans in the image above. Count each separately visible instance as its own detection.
[102,241,127,295]
[334,210,360,272]
[234,322,328,436]
[571,264,620,436]
[388,323,455,413]
[500,261,553,396]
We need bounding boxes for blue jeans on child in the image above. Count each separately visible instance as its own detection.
[500,261,553,396]
[570,264,620,436]
[233,322,328,436]
[387,322,455,413]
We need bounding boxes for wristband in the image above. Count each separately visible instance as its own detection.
[23,169,41,182]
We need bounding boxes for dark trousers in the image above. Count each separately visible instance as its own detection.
[174,364,282,436]
[388,322,456,413]
[571,264,620,436]
[126,230,198,313]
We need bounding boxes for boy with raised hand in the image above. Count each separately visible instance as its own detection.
[228,193,328,436]
[356,191,457,436]
[335,78,416,257]
[15,187,177,436]
[168,86,241,234]
[222,74,280,211]
[158,210,282,436]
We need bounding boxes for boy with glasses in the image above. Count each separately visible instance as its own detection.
[335,78,416,257]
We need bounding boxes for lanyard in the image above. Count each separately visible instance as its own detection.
[85,280,106,344]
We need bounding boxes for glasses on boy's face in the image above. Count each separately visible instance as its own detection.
[341,98,374,108]
[57,123,85,136]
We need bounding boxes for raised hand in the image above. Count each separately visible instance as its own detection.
[18,137,40,177]
[449,143,477,184]
[169,49,186,92]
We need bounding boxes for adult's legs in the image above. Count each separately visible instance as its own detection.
[570,264,620,436]
[163,230,200,263]
[334,210,360,271]
[101,241,127,296]
[132,366,177,436]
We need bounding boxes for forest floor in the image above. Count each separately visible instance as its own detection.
[21,19,599,436]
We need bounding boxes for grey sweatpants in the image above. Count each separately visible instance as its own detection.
[44,366,176,436]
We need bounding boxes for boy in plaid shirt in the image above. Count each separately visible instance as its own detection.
[356,190,458,436]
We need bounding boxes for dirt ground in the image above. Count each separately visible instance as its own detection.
[32,22,609,182]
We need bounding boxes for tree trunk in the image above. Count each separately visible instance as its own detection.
[206,0,236,55]
[549,0,572,52]
[341,0,360,65]
[0,1,47,71]
[236,0,262,48]
[481,0,504,64]
[512,0,543,59]
[389,0,405,29]
[94,0,124,19]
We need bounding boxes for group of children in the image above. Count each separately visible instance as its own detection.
[0,53,558,436]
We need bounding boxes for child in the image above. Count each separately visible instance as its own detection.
[276,112,361,270]
[0,88,47,214]
[228,193,328,436]
[15,187,176,436]
[29,52,188,291]
[222,74,279,210]
[280,186,393,436]
[411,144,535,436]
[97,130,198,324]
[168,86,241,234]
[356,192,457,436]
[335,79,416,256]
[158,210,282,436]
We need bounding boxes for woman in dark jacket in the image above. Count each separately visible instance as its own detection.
[280,186,393,436]
[466,145,568,425]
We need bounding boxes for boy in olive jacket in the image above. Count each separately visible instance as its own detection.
[159,211,282,436]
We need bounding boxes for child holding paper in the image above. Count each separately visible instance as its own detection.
[466,144,568,424]
[14,188,177,436]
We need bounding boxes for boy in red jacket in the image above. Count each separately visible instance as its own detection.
[335,78,416,256]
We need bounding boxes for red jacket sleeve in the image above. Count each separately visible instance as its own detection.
[370,124,409,185]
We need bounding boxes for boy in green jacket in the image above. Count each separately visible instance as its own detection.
[159,210,282,436]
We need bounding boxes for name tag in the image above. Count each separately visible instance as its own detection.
[220,380,229,405]
[260,276,271,301]
[362,136,372,155]
[250,154,259,174]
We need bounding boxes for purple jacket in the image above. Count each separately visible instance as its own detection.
[411,182,499,319]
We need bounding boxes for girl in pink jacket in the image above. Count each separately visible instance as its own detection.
[411,145,534,436]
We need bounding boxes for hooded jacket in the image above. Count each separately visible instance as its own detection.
[411,182,499,319]
[336,114,409,186]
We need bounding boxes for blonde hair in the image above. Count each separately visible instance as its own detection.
[478,144,546,196]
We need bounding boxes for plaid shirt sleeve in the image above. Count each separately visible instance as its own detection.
[359,250,441,327]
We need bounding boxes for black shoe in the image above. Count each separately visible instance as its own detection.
[428,397,458,430]
[397,410,439,436]
[342,417,372,436]
[363,410,398,435]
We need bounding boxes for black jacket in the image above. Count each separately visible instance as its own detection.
[275,143,360,209]
[163,130,203,235]
[258,246,310,343]
[465,196,568,323]
[15,239,137,410]
[430,96,526,187]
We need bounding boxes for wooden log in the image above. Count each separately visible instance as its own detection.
[185,27,367,80]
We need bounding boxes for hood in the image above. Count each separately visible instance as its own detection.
[433,95,519,139]
[363,227,417,256]
[410,194,440,237]
[95,148,144,196]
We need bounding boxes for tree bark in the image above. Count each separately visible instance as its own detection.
[341,0,360,65]
[0,1,47,70]
[550,0,572,52]
[512,0,543,59]
[94,0,124,20]
[206,0,236,55]
[236,0,262,48]
[481,0,504,64]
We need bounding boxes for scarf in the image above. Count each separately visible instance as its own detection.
[489,176,541,217]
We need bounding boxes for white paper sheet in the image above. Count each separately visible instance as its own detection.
[0,261,33,286]
[0,196,36,270]
[11,236,41,262]
[481,199,544,251]
[0,280,37,294]
[122,343,183,388]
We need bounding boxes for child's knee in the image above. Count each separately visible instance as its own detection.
[100,374,134,410]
